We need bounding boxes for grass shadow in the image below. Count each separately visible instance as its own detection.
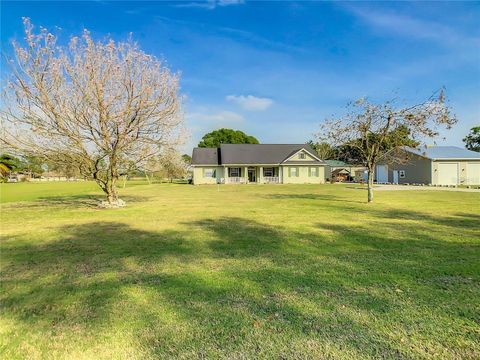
[1,212,479,358]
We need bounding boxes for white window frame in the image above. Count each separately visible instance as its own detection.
[290,167,297,177]
[310,167,318,177]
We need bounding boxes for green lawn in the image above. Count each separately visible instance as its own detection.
[1,182,479,359]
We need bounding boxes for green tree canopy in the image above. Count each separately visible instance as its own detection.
[306,141,336,160]
[0,153,22,172]
[335,125,420,164]
[0,153,22,178]
[198,128,259,148]
[182,154,192,164]
[463,126,480,152]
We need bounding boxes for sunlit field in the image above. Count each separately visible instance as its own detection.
[1,181,479,359]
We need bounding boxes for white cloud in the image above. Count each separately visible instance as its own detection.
[218,0,244,6]
[226,94,274,111]
[344,5,479,47]
[187,110,244,123]
[174,0,244,10]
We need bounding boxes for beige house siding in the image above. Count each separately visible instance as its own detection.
[282,165,325,184]
[193,164,325,184]
[431,160,480,185]
[465,161,480,184]
[431,161,454,185]
[192,166,223,184]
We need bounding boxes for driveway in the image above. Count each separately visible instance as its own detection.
[371,184,480,192]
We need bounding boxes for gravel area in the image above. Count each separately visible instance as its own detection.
[368,184,480,192]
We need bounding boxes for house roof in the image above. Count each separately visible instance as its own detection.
[191,148,220,165]
[403,146,480,160]
[192,144,324,165]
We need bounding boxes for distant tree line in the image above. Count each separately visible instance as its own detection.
[0,153,84,181]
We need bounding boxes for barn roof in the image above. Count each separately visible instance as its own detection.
[403,146,480,160]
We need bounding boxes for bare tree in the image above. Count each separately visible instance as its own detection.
[159,149,188,183]
[141,149,187,184]
[1,19,184,206]
[317,90,457,203]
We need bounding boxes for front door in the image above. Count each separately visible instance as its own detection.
[393,170,399,184]
[248,168,256,183]
[376,165,388,183]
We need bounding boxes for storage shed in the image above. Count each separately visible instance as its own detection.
[376,146,480,185]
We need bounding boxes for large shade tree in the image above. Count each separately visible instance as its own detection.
[318,90,457,203]
[198,128,259,148]
[463,126,480,152]
[1,19,184,206]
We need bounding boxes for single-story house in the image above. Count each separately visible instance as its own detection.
[324,160,367,182]
[376,146,480,185]
[191,144,325,184]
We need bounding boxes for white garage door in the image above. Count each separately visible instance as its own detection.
[437,163,458,185]
[466,163,480,185]
[376,165,388,183]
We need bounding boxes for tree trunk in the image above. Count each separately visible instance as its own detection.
[106,177,119,204]
[367,168,374,203]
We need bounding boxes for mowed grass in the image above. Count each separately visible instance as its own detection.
[1,182,479,359]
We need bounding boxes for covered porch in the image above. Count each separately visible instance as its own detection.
[224,166,281,184]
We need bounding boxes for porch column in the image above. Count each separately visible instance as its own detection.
[279,166,283,184]
[244,167,248,183]
[259,166,264,184]
[225,166,228,183]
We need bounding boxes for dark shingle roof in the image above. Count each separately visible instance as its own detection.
[192,148,220,165]
[191,144,323,165]
[403,146,480,160]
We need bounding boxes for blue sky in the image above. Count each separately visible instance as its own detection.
[2,1,479,153]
